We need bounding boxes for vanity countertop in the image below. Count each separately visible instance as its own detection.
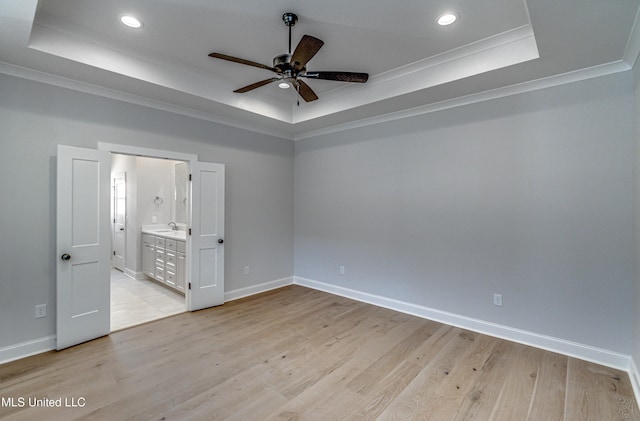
[142,227,186,240]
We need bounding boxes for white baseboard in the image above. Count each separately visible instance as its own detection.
[293,276,631,372]
[123,268,145,280]
[630,358,640,407]
[225,276,293,302]
[2,275,633,383]
[0,335,56,365]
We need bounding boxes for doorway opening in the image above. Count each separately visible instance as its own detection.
[109,153,188,331]
[57,143,225,349]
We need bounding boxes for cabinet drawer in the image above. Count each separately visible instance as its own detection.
[142,234,155,245]
[154,237,166,248]
[155,248,165,264]
[155,266,165,281]
[166,239,177,250]
[177,240,186,253]
[165,270,176,287]
[165,251,176,266]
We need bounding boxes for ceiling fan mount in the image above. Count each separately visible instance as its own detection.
[208,12,368,102]
[282,12,298,28]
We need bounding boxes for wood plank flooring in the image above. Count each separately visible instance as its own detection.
[1,285,638,420]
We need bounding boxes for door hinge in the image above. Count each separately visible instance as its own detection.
[188,228,192,235]
[188,282,191,290]
[189,174,192,181]
[113,251,116,256]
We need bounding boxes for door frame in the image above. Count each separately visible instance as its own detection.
[98,143,201,312]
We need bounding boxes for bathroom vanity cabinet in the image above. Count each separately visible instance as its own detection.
[142,233,186,293]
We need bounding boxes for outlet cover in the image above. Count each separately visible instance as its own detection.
[244,266,250,275]
[35,304,47,319]
[339,266,345,275]
[493,294,503,307]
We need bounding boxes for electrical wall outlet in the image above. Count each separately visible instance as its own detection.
[244,265,250,275]
[339,265,345,275]
[493,294,503,307]
[35,304,47,319]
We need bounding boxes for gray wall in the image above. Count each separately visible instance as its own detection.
[294,72,635,353]
[0,73,294,349]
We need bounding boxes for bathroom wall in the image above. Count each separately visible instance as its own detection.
[111,155,180,276]
[136,156,178,228]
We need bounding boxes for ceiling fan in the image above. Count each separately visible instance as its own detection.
[208,12,369,103]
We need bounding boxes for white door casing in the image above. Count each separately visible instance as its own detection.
[56,145,111,350]
[187,161,225,311]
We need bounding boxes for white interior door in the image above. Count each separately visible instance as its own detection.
[187,161,225,311]
[56,145,111,350]
[111,173,126,272]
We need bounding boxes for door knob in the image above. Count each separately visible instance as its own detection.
[218,239,224,244]
[61,253,71,261]
[119,228,125,231]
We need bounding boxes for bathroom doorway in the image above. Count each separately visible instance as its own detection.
[109,153,187,331]
[57,143,225,348]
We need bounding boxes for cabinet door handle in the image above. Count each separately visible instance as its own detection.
[61,253,71,261]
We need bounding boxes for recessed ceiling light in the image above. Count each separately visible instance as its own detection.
[278,82,291,89]
[120,15,143,28]
[437,13,458,26]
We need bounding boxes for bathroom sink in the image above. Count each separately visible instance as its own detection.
[150,230,186,240]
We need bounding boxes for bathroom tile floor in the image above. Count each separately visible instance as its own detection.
[110,268,185,331]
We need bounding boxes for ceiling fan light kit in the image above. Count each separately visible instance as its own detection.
[208,12,369,103]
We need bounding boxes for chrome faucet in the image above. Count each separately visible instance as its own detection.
[168,222,178,231]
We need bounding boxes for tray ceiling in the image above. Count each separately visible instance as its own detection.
[0,0,639,139]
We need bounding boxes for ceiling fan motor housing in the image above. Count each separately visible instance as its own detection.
[273,53,300,78]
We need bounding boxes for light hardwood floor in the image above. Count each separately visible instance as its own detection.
[1,285,638,420]
[110,269,185,331]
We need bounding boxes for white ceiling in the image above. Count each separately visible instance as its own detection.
[1,0,639,139]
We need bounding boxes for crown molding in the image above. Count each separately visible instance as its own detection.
[293,60,631,141]
[0,58,632,143]
[292,25,539,124]
[623,5,640,67]
[0,61,293,140]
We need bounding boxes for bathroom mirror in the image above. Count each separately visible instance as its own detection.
[174,162,187,223]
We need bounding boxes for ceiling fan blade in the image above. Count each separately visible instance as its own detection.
[290,35,324,71]
[209,52,278,73]
[295,80,319,102]
[234,78,280,93]
[302,71,369,83]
